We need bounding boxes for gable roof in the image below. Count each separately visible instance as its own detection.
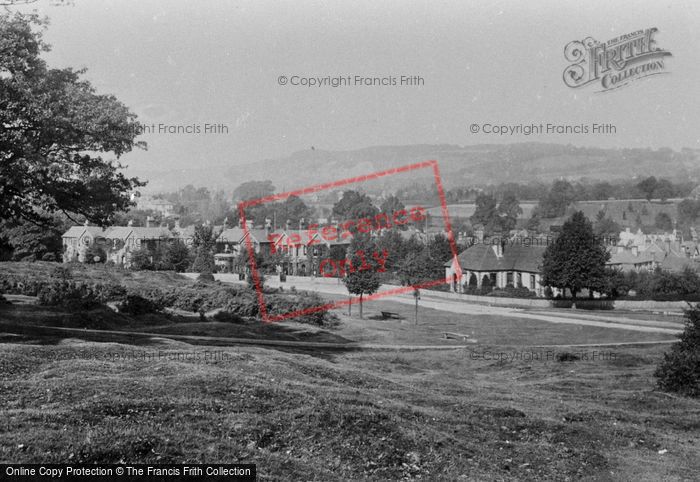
[62,226,109,239]
[607,249,657,266]
[126,227,171,240]
[217,227,247,243]
[446,244,546,273]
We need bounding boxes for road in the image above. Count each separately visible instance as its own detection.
[188,273,683,335]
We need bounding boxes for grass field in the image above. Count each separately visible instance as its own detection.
[1,262,698,480]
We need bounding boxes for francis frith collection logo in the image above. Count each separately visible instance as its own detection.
[563,28,671,92]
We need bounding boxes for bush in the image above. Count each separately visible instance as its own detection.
[266,291,339,326]
[85,244,107,264]
[655,305,700,397]
[37,280,102,310]
[50,265,73,280]
[129,247,154,270]
[118,294,163,315]
[41,252,57,262]
[197,272,216,283]
[212,310,246,324]
[556,352,581,362]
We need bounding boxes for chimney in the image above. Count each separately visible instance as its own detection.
[285,219,291,231]
[492,242,503,258]
[127,219,133,227]
[146,216,152,228]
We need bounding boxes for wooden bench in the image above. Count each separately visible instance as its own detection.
[443,332,471,341]
[380,311,402,320]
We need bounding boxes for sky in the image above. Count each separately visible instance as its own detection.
[9,0,700,173]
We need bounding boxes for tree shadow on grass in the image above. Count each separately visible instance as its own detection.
[0,304,355,359]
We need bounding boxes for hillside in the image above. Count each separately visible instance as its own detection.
[127,143,700,194]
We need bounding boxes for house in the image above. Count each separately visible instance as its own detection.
[62,224,111,263]
[214,225,276,273]
[62,223,171,267]
[135,196,175,217]
[445,243,546,296]
[609,228,699,273]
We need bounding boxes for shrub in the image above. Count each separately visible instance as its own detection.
[118,294,163,315]
[85,244,107,264]
[212,311,246,324]
[50,265,73,281]
[556,352,581,362]
[37,280,102,310]
[266,291,339,326]
[41,252,57,262]
[655,305,700,397]
[129,247,154,270]
[197,272,216,283]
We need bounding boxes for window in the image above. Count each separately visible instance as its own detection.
[530,274,536,290]
[506,272,513,285]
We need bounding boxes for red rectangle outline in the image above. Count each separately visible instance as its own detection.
[237,160,458,322]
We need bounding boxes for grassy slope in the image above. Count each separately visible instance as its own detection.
[1,341,699,481]
[1,262,698,480]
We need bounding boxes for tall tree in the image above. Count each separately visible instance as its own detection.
[539,180,576,218]
[470,193,499,231]
[343,234,382,318]
[332,190,378,222]
[637,176,658,201]
[190,225,217,273]
[497,192,522,232]
[542,211,610,300]
[0,12,145,226]
[232,180,275,202]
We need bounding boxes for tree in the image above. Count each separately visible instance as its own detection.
[0,216,67,261]
[678,199,700,227]
[497,192,522,232]
[129,246,154,270]
[655,305,700,397]
[653,179,675,202]
[470,193,499,232]
[539,180,576,218]
[655,212,673,232]
[379,195,406,228]
[541,211,610,301]
[342,234,382,318]
[0,13,145,226]
[190,225,217,273]
[161,240,191,272]
[594,215,621,241]
[233,180,275,202]
[276,195,312,226]
[332,191,378,222]
[637,176,658,201]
